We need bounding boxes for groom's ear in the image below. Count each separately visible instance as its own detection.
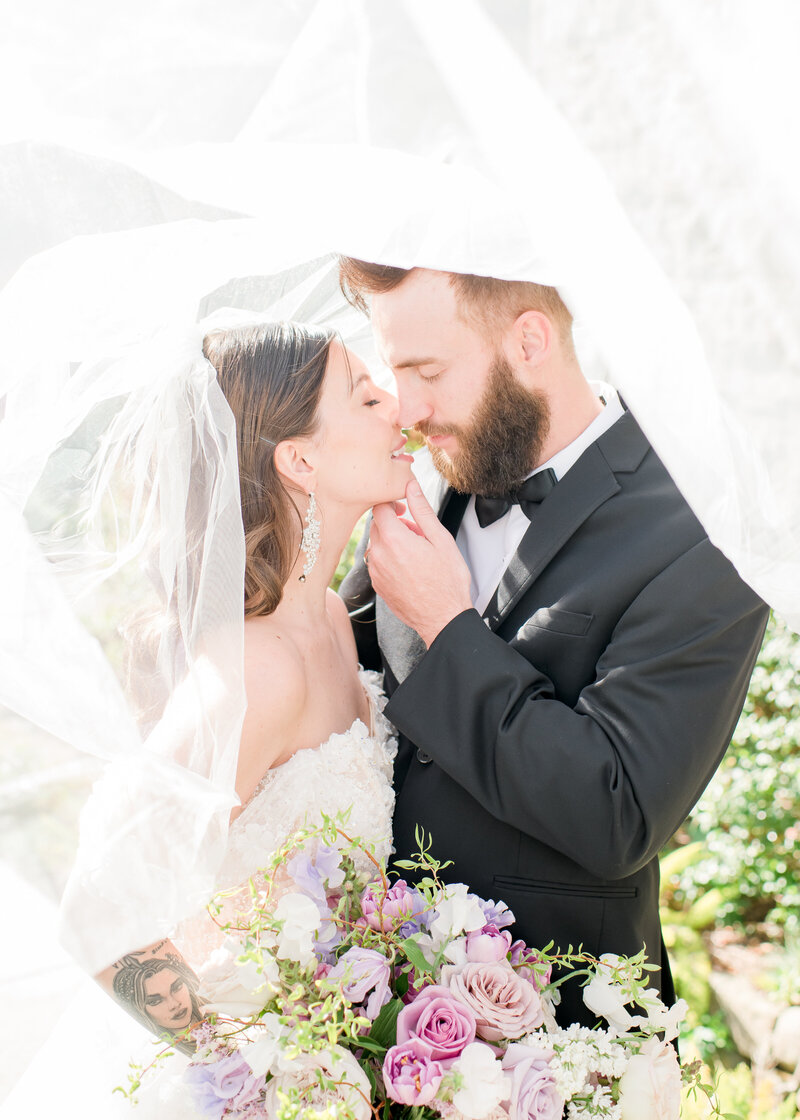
[511,310,552,371]
[273,439,317,491]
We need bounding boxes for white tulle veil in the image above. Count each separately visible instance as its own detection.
[1,0,799,1074]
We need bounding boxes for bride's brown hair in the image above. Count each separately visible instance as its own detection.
[203,321,335,617]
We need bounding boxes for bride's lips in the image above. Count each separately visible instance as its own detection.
[390,436,414,463]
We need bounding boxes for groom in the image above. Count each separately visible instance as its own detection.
[338,260,768,1027]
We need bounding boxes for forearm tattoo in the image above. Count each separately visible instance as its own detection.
[104,941,203,1053]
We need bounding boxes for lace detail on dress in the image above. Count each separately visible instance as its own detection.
[176,669,396,967]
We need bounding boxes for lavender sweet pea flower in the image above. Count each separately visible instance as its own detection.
[501,1043,563,1120]
[396,984,477,1063]
[383,1040,444,1106]
[466,924,513,963]
[287,843,344,905]
[361,879,430,936]
[184,1055,264,1119]
[475,896,515,930]
[328,947,392,1020]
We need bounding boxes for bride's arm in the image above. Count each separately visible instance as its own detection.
[89,630,304,1048]
[95,938,204,1054]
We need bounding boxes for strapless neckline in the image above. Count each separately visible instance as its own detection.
[241,668,379,815]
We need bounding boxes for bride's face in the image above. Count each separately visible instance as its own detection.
[310,342,414,512]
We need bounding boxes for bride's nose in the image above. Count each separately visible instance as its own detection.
[380,386,400,426]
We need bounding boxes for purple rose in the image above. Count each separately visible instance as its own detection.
[328,947,392,1020]
[396,984,477,1063]
[361,879,430,936]
[383,1039,444,1106]
[184,1055,264,1119]
[510,941,552,991]
[502,1042,563,1120]
[466,924,513,963]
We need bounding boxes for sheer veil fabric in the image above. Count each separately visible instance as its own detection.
[1,0,799,1105]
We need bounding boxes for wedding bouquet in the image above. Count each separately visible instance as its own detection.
[121,818,719,1120]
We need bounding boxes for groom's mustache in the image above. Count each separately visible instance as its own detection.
[411,421,461,441]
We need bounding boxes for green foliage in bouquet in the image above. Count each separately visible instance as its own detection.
[667,613,800,930]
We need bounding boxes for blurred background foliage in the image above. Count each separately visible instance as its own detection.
[660,611,800,1117]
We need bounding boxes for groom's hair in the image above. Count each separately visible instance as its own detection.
[338,257,574,345]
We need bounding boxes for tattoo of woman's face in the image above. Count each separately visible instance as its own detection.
[111,951,202,1043]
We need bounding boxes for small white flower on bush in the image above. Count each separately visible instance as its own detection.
[273,892,321,965]
[431,884,487,941]
[618,1037,682,1120]
[451,1042,512,1119]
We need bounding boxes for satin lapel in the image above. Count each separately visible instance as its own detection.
[481,442,620,630]
[439,488,470,537]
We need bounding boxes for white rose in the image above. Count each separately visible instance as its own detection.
[263,1044,371,1120]
[199,937,279,1017]
[451,1042,512,1120]
[273,892,321,965]
[618,1038,682,1120]
[431,884,487,941]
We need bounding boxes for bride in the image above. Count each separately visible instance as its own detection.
[20,319,414,1115]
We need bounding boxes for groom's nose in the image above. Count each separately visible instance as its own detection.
[395,374,434,430]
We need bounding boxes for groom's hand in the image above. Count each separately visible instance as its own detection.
[368,480,473,647]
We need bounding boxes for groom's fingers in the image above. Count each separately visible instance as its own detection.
[402,479,445,541]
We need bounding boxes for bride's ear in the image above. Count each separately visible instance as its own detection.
[273,439,317,494]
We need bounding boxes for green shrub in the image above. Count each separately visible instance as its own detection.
[671,613,800,929]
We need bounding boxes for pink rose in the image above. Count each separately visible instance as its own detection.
[618,1038,682,1120]
[466,925,513,963]
[448,962,545,1041]
[396,984,477,1063]
[501,1042,563,1120]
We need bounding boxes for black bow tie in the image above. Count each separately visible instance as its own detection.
[474,468,558,528]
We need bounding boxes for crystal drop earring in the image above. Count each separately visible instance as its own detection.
[298,491,321,582]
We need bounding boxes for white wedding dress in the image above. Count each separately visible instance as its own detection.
[2,669,396,1120]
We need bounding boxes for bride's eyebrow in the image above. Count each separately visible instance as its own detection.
[349,372,370,395]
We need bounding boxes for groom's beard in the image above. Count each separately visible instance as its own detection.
[411,355,551,497]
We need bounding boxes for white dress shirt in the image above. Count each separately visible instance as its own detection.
[456,382,624,615]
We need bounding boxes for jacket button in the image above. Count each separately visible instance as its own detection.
[416,748,433,764]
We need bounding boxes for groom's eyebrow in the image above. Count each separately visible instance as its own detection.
[392,356,438,370]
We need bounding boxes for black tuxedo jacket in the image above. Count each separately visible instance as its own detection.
[340,410,768,1027]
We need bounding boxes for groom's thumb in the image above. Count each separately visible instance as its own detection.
[405,479,441,541]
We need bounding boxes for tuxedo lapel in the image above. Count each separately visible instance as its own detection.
[481,413,648,631]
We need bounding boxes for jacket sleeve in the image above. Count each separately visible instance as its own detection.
[384,537,768,880]
[338,516,383,671]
